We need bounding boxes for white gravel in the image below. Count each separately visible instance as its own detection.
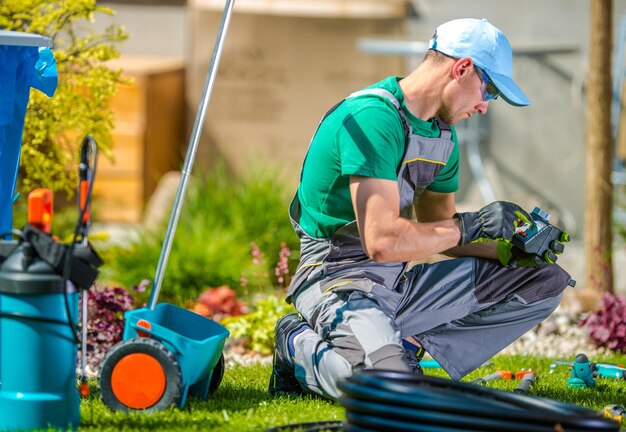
[500,305,610,358]
[225,351,272,368]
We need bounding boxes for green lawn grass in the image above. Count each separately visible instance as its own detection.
[80,353,626,431]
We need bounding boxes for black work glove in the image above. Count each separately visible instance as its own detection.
[454,201,532,247]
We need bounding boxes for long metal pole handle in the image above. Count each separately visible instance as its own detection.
[148,0,235,309]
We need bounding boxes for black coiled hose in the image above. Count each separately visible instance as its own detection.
[337,369,619,432]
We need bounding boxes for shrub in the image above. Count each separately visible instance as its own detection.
[0,0,127,195]
[579,293,626,352]
[101,163,299,306]
[221,294,296,355]
[192,285,248,322]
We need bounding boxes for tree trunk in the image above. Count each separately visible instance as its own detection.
[585,0,614,294]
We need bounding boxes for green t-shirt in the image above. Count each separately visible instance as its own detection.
[297,76,460,239]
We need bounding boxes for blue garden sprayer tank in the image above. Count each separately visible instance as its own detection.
[0,202,80,429]
[0,147,102,430]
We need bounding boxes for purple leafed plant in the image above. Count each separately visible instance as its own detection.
[579,293,626,352]
[79,285,135,371]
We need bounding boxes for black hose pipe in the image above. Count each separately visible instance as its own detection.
[338,369,619,432]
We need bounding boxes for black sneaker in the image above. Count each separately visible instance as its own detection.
[268,313,310,396]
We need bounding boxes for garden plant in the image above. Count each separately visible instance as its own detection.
[102,162,299,307]
[0,0,127,195]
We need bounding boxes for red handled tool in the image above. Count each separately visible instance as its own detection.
[514,369,537,393]
[471,370,513,385]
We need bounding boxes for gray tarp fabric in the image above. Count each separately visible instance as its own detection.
[0,35,57,236]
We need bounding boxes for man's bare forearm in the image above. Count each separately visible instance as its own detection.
[370,217,462,262]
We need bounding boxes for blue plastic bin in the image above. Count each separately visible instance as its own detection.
[123,303,230,408]
[0,30,57,238]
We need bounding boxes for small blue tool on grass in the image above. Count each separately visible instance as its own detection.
[550,353,596,388]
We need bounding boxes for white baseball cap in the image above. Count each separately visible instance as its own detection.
[429,18,530,106]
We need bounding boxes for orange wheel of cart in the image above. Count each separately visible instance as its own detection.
[98,338,182,412]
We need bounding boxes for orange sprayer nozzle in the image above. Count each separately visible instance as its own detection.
[27,189,53,233]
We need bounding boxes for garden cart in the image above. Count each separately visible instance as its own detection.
[98,0,235,412]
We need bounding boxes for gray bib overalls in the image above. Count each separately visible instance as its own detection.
[287,89,571,400]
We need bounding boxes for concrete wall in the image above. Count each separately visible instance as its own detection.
[96,3,186,57]
[185,3,408,184]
